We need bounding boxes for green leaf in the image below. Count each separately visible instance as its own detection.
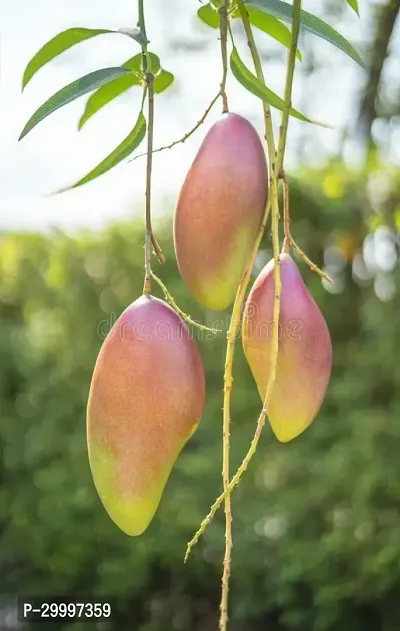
[22,27,144,89]
[78,76,140,130]
[78,53,172,130]
[347,0,360,16]
[154,70,174,94]
[145,53,161,75]
[232,7,302,61]
[230,47,311,123]
[72,111,147,188]
[19,67,133,140]
[117,27,148,46]
[197,4,220,29]
[198,3,301,60]
[246,0,365,68]
[78,56,142,130]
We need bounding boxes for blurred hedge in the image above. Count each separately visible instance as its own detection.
[1,166,400,631]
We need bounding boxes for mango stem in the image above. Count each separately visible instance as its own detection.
[186,0,305,567]
[151,273,220,334]
[128,92,221,164]
[143,72,154,296]
[219,0,230,115]
[138,0,161,294]
[218,3,232,628]
[281,172,332,283]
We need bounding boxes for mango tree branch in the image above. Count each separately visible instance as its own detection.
[219,0,230,113]
[186,5,278,564]
[128,92,221,164]
[280,172,332,282]
[281,170,290,253]
[143,72,155,295]
[275,1,330,282]
[218,2,232,629]
[151,272,221,334]
[185,196,271,563]
[185,0,308,561]
[138,0,164,290]
[273,1,331,281]
[151,235,166,265]
[275,0,301,176]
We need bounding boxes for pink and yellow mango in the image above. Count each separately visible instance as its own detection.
[242,254,332,442]
[174,112,268,311]
[87,295,205,536]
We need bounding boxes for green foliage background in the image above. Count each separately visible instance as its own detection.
[1,165,400,631]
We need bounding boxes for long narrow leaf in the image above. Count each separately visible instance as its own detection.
[22,27,144,89]
[198,3,302,60]
[347,0,360,16]
[78,52,172,130]
[230,47,311,123]
[19,67,134,140]
[78,55,143,130]
[234,7,302,61]
[246,0,365,68]
[72,112,147,188]
[78,75,140,130]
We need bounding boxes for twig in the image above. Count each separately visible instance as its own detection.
[184,192,271,561]
[185,0,306,563]
[219,1,230,114]
[280,173,332,282]
[143,72,154,295]
[274,6,331,282]
[138,0,165,282]
[137,0,162,293]
[151,272,221,334]
[128,92,221,164]
[151,234,166,264]
[281,170,290,253]
[218,2,231,628]
[275,0,302,176]
[291,240,332,283]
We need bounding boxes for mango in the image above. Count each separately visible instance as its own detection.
[173,112,268,311]
[87,295,205,536]
[242,253,332,442]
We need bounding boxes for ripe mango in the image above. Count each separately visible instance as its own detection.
[242,254,332,442]
[87,295,205,536]
[174,112,268,311]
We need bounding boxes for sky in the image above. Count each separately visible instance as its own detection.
[0,0,396,232]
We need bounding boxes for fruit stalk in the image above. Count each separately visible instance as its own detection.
[138,0,162,292]
[219,0,230,114]
[275,3,331,283]
[281,171,332,281]
[143,72,154,295]
[276,0,302,176]
[276,0,331,282]
[185,0,303,562]
[282,171,291,252]
[219,2,232,629]
[151,271,220,334]
[235,0,282,487]
[129,91,221,164]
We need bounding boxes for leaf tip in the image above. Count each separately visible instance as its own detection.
[21,72,31,93]
[46,181,78,196]
[18,127,28,142]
